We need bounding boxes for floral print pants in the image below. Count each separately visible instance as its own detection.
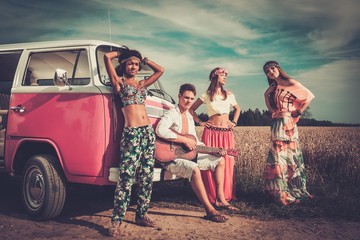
[112,125,155,223]
[264,117,312,205]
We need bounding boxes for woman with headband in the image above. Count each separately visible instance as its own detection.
[189,67,240,209]
[104,48,164,237]
[262,60,314,205]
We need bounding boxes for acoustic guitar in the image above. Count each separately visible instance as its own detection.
[155,134,239,163]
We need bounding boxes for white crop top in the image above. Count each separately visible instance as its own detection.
[200,92,238,117]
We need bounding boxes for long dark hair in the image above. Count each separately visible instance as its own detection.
[207,67,227,101]
[263,61,291,110]
[115,48,142,76]
[263,60,291,86]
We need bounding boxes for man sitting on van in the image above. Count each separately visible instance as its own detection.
[155,83,238,222]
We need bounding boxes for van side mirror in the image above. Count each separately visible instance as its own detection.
[54,68,72,90]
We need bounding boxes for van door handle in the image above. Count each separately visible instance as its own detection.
[10,105,26,113]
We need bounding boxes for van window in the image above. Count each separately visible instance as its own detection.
[96,46,117,86]
[0,51,21,94]
[24,50,90,86]
[96,46,175,103]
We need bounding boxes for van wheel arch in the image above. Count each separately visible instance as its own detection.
[12,141,62,177]
[21,154,67,220]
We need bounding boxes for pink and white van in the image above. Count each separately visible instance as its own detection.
[0,40,176,220]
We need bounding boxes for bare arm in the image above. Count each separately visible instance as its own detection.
[264,85,276,113]
[104,51,122,94]
[140,58,164,88]
[288,79,315,118]
[291,97,313,118]
[188,98,204,124]
[231,104,241,125]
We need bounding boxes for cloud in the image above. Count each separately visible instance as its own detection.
[295,59,360,123]
[112,0,261,41]
[297,59,360,91]
[0,0,359,123]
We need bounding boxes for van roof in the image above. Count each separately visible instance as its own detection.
[0,40,123,51]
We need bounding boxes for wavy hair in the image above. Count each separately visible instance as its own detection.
[263,61,291,110]
[263,60,291,86]
[207,67,228,101]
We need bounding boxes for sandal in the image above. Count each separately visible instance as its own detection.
[204,213,228,223]
[108,222,121,237]
[214,202,240,212]
[135,215,161,229]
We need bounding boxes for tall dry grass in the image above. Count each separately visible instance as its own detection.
[195,126,360,220]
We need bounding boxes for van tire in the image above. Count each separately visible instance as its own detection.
[21,154,66,220]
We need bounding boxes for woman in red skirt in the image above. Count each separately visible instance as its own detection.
[190,67,240,208]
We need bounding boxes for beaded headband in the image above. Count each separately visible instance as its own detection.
[120,56,141,64]
[263,62,279,72]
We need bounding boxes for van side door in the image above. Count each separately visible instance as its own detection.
[6,48,107,179]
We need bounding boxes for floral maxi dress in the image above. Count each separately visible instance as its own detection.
[264,82,315,205]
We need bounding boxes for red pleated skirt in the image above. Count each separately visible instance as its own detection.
[201,126,237,204]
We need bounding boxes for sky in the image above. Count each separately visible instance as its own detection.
[1,0,360,124]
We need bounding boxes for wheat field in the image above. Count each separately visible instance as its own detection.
[152,126,360,220]
[195,126,360,219]
[197,126,360,191]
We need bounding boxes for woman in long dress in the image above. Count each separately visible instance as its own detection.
[262,60,315,205]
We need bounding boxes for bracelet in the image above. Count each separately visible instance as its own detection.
[142,57,149,65]
[232,121,236,125]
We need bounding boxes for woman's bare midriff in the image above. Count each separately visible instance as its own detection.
[208,114,230,127]
[122,104,151,127]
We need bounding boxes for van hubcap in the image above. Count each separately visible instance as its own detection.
[25,167,45,209]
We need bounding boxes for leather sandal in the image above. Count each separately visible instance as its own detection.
[204,213,229,223]
[135,215,160,229]
[214,201,240,212]
[108,222,121,237]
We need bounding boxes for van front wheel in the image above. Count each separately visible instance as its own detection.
[21,155,66,220]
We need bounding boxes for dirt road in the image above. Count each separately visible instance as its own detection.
[0,175,359,240]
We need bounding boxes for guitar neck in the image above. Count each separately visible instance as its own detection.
[196,145,238,157]
[196,145,221,155]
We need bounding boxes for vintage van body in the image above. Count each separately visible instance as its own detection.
[0,40,176,220]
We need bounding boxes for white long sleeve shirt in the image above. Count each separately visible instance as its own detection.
[155,105,200,144]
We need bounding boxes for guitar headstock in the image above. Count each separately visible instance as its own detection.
[227,148,239,157]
